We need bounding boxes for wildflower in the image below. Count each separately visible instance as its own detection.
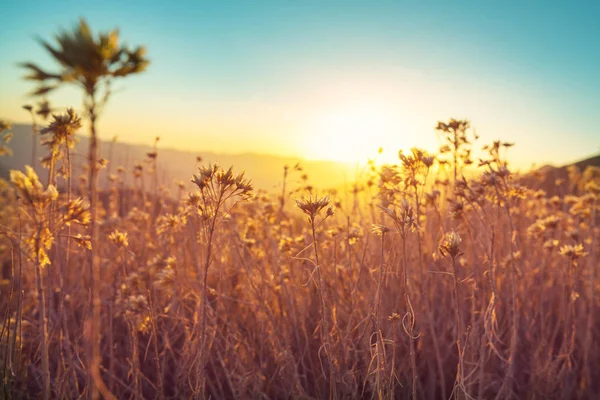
[191,163,253,200]
[72,234,92,250]
[550,196,561,208]
[527,221,545,239]
[348,223,364,245]
[154,267,175,290]
[439,144,451,154]
[127,207,150,223]
[61,198,91,226]
[156,213,186,235]
[40,108,81,149]
[388,313,401,322]
[125,294,148,315]
[185,192,201,207]
[439,230,463,259]
[325,205,335,218]
[422,155,435,168]
[23,227,54,268]
[0,146,12,157]
[379,199,419,235]
[108,229,129,248]
[508,184,527,200]
[0,120,11,132]
[372,224,391,236]
[278,236,295,254]
[566,228,580,242]
[543,239,559,251]
[448,200,464,220]
[541,215,560,230]
[36,100,52,120]
[425,189,440,206]
[559,244,588,260]
[295,194,331,224]
[10,166,58,207]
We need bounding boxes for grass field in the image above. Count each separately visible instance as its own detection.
[1,16,599,400]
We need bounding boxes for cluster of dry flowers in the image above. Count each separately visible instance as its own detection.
[0,111,598,400]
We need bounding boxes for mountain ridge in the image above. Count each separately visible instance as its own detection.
[0,124,357,191]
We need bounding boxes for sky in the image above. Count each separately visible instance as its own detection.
[0,0,599,169]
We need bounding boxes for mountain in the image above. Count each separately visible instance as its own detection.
[0,124,358,193]
[521,154,600,195]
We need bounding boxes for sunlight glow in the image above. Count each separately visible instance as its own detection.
[304,103,409,164]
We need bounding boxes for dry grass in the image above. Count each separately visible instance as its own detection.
[1,20,599,400]
[1,113,599,400]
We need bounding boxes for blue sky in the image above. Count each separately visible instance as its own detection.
[0,0,599,167]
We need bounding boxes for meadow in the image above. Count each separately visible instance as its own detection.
[1,19,599,400]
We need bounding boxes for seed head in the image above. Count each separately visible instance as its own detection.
[372,224,390,236]
[295,194,331,224]
[388,312,401,322]
[108,229,129,248]
[559,244,588,261]
[439,230,463,259]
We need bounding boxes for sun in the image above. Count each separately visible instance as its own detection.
[304,104,404,164]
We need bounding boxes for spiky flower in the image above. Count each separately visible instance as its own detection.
[559,244,588,261]
[21,19,149,98]
[40,108,81,150]
[388,312,401,322]
[72,234,92,250]
[439,230,463,259]
[0,120,11,132]
[372,224,391,236]
[10,166,58,208]
[0,120,12,156]
[108,229,129,248]
[295,194,331,224]
[34,100,52,120]
[379,199,419,237]
[156,213,187,235]
[154,267,175,291]
[191,163,253,200]
[61,197,91,226]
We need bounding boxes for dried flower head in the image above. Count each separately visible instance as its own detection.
[10,166,58,208]
[61,197,91,226]
[108,229,129,248]
[73,234,92,250]
[191,163,253,200]
[559,244,588,261]
[295,194,331,224]
[439,230,463,259]
[40,108,81,149]
[388,312,401,322]
[0,120,11,132]
[372,224,391,236]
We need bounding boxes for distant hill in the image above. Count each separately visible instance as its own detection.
[4,124,597,196]
[0,124,358,193]
[572,154,600,171]
[521,154,600,195]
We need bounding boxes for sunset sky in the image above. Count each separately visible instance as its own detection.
[1,1,599,169]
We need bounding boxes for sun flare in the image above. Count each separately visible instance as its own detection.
[304,104,407,164]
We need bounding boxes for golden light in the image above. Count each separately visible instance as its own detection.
[303,103,407,164]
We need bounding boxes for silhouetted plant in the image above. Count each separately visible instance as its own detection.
[21,18,149,400]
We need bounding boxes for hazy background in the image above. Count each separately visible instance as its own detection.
[1,0,599,170]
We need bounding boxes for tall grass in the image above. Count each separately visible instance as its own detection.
[0,20,599,400]
[1,111,599,399]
